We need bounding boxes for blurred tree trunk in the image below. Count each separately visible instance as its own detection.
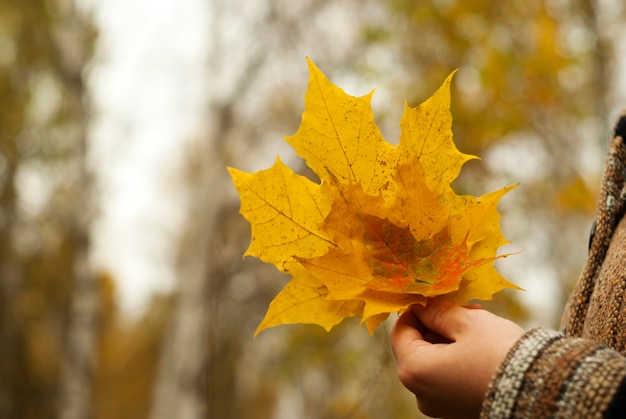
[0,4,31,416]
[0,1,95,417]
[147,158,214,419]
[149,1,263,416]
[53,2,98,419]
[149,101,233,419]
[0,86,21,419]
[0,0,93,418]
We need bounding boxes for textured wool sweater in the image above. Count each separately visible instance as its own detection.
[480,114,626,418]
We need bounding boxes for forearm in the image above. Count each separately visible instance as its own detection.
[481,328,626,418]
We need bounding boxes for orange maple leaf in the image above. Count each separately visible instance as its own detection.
[228,58,520,336]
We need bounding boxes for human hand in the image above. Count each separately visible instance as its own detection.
[390,299,524,418]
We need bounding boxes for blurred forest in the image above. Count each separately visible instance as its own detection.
[1,0,625,418]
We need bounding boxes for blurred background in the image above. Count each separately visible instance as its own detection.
[1,0,625,418]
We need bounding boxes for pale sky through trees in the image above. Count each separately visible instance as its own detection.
[88,0,210,316]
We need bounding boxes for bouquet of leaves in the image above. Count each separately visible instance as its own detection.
[228,59,519,336]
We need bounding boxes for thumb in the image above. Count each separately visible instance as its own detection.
[412,299,472,341]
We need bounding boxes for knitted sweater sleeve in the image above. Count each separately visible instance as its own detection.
[480,328,626,418]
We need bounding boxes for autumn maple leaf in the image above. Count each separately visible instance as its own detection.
[228,58,520,336]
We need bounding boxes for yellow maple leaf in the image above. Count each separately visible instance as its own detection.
[228,58,520,336]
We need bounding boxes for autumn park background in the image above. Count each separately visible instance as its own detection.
[2,1,625,418]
